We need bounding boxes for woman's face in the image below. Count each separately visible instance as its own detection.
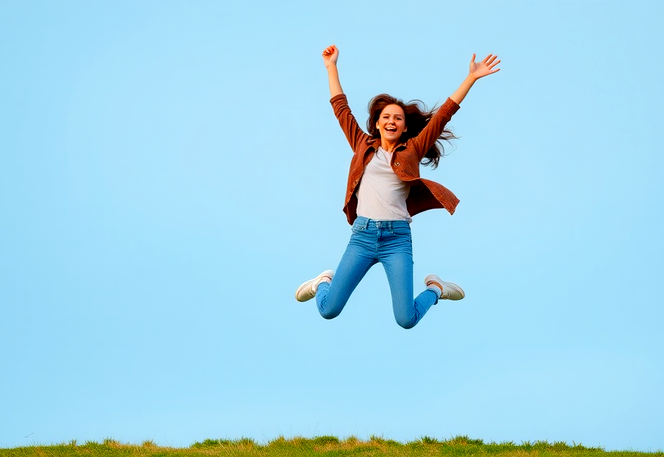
[376,104,407,144]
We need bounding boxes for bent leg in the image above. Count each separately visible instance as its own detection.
[381,228,437,329]
[316,238,376,320]
[382,250,417,329]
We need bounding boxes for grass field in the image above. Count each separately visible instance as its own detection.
[2,435,662,457]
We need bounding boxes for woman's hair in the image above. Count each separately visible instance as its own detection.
[366,93,456,169]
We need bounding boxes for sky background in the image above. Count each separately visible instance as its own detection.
[1,0,663,452]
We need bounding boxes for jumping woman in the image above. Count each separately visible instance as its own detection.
[295,44,500,329]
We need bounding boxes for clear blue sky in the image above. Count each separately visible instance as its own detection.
[1,0,662,452]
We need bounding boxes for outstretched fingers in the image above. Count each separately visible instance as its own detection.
[482,53,501,72]
[482,54,498,64]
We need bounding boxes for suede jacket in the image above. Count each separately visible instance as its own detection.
[330,93,461,225]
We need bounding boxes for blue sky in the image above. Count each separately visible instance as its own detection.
[1,0,663,452]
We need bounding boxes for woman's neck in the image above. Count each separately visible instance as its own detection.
[380,138,399,152]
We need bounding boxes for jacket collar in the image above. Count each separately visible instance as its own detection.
[365,136,408,151]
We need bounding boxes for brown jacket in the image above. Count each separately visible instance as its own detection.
[330,93,461,225]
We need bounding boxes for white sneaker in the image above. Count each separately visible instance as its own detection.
[424,274,465,300]
[295,270,334,302]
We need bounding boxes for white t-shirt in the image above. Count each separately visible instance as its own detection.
[356,147,411,222]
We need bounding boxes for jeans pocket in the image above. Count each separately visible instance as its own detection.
[351,221,367,235]
[392,226,411,237]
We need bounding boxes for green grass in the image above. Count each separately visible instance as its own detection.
[2,435,662,457]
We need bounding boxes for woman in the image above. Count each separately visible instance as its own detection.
[295,44,500,329]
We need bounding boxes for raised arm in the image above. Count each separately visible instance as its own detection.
[449,53,501,105]
[322,45,344,98]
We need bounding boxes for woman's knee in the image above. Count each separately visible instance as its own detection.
[319,308,341,320]
[394,314,417,329]
[317,296,343,320]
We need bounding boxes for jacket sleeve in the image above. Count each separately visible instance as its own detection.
[409,98,460,160]
[330,94,372,154]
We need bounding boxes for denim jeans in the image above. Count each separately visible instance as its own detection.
[316,216,438,329]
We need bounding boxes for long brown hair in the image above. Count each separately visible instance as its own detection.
[366,94,456,169]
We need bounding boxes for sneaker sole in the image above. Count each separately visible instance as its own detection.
[424,275,465,300]
[295,270,333,302]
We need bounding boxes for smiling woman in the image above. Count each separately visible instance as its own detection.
[366,93,456,168]
[373,101,408,147]
[295,44,500,329]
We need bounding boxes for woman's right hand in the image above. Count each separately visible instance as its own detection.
[322,45,339,68]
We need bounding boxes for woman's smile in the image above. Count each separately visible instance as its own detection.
[376,104,407,147]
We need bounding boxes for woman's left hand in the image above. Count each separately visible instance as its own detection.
[469,54,501,80]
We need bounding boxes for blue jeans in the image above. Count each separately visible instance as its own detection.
[316,216,438,329]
